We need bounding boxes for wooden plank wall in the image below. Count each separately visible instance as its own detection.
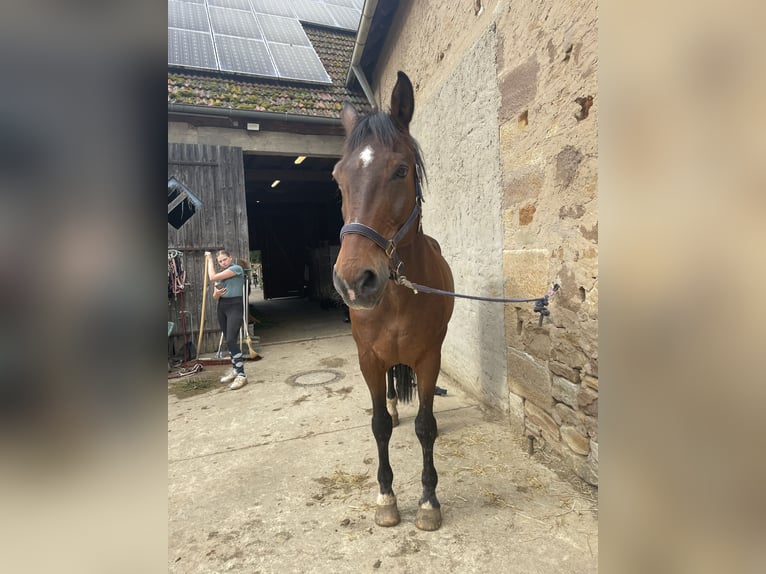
[168,143,249,356]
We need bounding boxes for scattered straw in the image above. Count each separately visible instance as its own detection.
[313,469,374,501]
[479,486,513,508]
[456,463,511,476]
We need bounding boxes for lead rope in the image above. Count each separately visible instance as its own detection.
[395,275,560,327]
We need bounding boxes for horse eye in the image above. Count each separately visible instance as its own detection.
[395,165,409,178]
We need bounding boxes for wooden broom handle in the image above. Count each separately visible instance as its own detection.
[195,253,210,359]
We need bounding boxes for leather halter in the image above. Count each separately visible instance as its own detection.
[339,181,423,278]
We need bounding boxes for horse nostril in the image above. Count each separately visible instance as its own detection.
[358,269,379,294]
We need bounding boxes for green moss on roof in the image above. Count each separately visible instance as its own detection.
[167,26,370,118]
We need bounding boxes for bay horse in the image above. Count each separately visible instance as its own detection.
[332,71,454,531]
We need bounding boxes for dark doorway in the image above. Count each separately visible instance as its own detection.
[244,153,342,302]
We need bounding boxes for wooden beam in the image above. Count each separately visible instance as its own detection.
[245,170,334,183]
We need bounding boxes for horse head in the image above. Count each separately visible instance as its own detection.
[332,71,424,309]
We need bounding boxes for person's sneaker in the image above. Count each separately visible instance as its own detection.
[229,375,248,390]
[220,369,237,384]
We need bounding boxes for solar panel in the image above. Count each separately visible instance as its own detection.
[323,0,358,8]
[290,0,338,28]
[323,4,361,31]
[168,1,210,32]
[208,0,251,9]
[209,7,262,39]
[256,13,311,46]
[168,28,218,70]
[216,36,278,77]
[167,0,358,83]
[269,42,332,84]
[251,0,296,18]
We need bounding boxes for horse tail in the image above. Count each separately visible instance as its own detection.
[387,363,416,405]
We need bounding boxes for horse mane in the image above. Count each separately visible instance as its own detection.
[345,111,428,192]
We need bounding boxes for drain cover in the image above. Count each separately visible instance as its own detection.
[286,369,344,386]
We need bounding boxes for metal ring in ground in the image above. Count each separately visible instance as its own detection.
[286,369,344,386]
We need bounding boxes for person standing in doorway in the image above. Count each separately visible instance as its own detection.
[205,249,248,390]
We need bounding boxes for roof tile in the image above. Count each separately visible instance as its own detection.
[167,25,370,118]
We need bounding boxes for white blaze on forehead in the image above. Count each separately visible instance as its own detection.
[359,146,374,167]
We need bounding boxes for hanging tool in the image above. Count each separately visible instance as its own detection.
[215,332,225,358]
[242,272,261,359]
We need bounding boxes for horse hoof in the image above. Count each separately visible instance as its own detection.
[390,413,399,427]
[375,504,401,527]
[415,507,442,531]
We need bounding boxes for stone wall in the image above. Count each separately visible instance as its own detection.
[372,0,598,485]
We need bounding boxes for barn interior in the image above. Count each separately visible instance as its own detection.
[243,152,347,333]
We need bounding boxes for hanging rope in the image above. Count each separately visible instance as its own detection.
[395,276,560,327]
[168,250,186,299]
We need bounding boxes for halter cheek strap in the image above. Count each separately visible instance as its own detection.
[339,201,421,276]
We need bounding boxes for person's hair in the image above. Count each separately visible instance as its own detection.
[216,249,232,258]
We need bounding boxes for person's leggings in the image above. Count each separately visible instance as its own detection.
[217,297,245,376]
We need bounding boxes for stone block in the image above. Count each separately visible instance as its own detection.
[553,402,597,439]
[582,414,598,440]
[555,145,584,189]
[551,375,579,409]
[589,439,598,464]
[525,401,559,439]
[524,332,552,361]
[561,425,590,455]
[503,249,550,309]
[582,374,598,390]
[553,402,578,427]
[577,386,598,416]
[568,450,598,486]
[524,419,542,438]
[507,346,552,411]
[502,168,545,207]
[550,336,590,372]
[508,392,525,433]
[498,56,539,122]
[541,430,561,448]
[549,360,581,384]
[519,203,536,226]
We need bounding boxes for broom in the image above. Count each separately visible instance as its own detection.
[195,253,210,360]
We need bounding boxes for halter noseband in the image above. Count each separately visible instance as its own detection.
[339,182,423,278]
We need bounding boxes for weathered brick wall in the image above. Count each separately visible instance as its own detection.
[373,0,598,485]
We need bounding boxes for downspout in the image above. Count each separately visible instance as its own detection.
[346,0,379,111]
[351,65,377,112]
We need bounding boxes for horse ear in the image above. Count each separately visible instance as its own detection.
[341,102,358,135]
[390,71,414,131]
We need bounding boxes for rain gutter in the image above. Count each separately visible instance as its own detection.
[167,103,342,126]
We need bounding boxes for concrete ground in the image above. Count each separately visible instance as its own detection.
[168,295,598,573]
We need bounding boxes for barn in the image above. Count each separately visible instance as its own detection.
[168,0,598,485]
[167,1,371,356]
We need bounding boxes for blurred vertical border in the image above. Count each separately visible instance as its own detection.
[602,1,766,572]
[0,1,168,572]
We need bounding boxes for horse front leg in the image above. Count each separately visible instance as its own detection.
[414,356,442,531]
[361,359,400,527]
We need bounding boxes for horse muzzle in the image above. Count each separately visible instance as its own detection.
[333,263,388,309]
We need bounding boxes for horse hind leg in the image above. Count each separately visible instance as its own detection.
[386,364,416,427]
[385,368,399,427]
